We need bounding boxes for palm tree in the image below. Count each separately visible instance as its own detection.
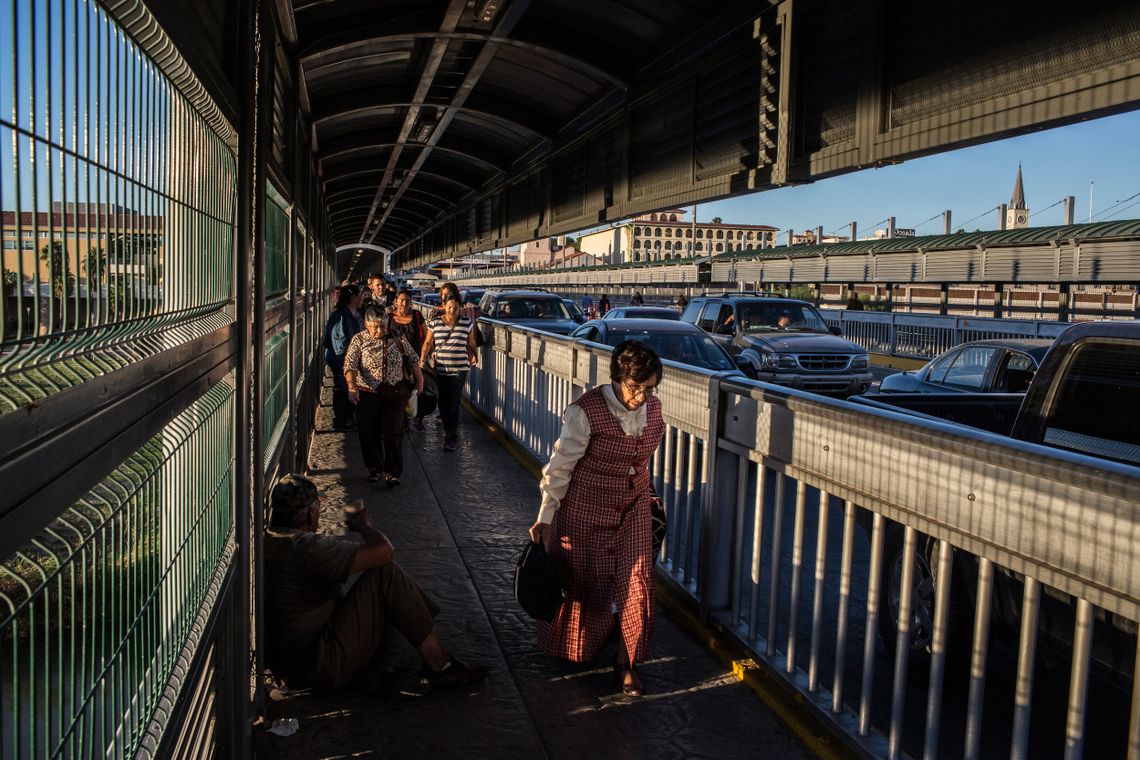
[711,216,723,224]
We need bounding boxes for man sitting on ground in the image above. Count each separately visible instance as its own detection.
[264,474,488,695]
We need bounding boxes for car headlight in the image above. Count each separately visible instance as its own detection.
[850,355,868,369]
[762,353,797,369]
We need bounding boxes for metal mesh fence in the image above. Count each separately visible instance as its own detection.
[0,0,237,415]
[0,377,235,760]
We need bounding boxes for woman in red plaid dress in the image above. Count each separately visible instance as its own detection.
[529,341,665,697]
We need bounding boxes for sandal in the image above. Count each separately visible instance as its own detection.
[367,470,380,483]
[612,657,643,697]
[384,474,400,487]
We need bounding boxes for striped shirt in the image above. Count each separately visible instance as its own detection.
[428,316,473,374]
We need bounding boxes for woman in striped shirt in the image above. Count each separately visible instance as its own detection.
[420,297,478,452]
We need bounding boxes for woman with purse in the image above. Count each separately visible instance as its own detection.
[344,306,424,485]
[387,289,434,431]
[420,296,477,452]
[527,341,665,697]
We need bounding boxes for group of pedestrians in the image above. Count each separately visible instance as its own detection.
[268,279,672,703]
[323,277,480,476]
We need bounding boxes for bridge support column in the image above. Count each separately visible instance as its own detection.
[939,283,949,316]
[993,282,1004,319]
[1058,283,1071,322]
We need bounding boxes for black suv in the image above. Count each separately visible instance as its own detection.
[681,293,872,396]
[477,289,579,335]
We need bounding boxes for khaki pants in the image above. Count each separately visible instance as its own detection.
[301,562,440,691]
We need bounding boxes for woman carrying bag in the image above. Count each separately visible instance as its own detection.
[323,285,364,430]
[528,341,665,697]
[387,288,436,430]
[344,306,424,485]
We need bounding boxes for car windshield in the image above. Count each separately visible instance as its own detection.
[563,301,584,318]
[496,298,571,320]
[608,331,734,371]
[737,303,827,333]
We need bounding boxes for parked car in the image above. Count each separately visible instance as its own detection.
[477,289,579,335]
[851,320,1140,688]
[562,299,587,324]
[681,293,872,396]
[571,318,746,375]
[419,292,441,306]
[878,338,1053,394]
[603,306,681,321]
[461,288,486,306]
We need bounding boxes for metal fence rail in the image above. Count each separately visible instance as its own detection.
[463,319,1140,759]
[0,0,237,415]
[0,378,235,760]
[822,311,1073,361]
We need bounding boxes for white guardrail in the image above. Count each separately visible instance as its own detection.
[459,316,1140,760]
[821,310,1072,361]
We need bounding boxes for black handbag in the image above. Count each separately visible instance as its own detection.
[514,541,563,622]
[649,483,667,558]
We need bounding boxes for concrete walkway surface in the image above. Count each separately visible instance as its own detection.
[256,377,816,759]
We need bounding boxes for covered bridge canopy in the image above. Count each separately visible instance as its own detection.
[152,0,1140,276]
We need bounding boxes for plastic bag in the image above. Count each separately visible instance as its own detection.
[405,391,418,418]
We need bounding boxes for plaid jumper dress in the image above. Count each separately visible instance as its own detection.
[537,386,665,663]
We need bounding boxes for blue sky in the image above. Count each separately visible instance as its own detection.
[696,111,1140,236]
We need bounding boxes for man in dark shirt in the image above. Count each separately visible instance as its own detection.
[264,474,487,694]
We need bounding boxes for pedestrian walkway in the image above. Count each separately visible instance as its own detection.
[256,377,816,759]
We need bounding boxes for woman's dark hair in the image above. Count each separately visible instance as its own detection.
[439,281,460,302]
[362,305,386,323]
[610,340,663,385]
[335,284,359,310]
[396,288,412,300]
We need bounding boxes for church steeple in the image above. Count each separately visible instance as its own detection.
[1006,164,1029,228]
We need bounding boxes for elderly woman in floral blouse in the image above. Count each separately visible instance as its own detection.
[344,306,424,485]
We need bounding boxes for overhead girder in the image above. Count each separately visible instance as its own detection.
[326,182,457,214]
[321,142,507,177]
[299,31,626,92]
[323,166,479,197]
[311,100,549,146]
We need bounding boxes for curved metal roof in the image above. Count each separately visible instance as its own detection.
[286,0,727,273]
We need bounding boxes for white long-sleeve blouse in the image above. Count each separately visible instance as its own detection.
[537,383,648,524]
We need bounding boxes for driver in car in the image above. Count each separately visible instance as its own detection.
[777,312,793,328]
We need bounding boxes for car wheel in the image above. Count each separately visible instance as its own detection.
[878,525,970,678]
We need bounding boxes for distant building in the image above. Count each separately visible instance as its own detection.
[516,238,602,269]
[1006,164,1030,229]
[625,209,776,263]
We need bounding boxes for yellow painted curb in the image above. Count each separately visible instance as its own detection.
[654,579,865,760]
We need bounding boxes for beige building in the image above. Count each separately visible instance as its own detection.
[598,209,777,263]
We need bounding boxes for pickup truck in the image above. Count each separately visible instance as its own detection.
[851,319,1140,686]
[680,294,873,396]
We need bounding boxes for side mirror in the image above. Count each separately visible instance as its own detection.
[716,323,735,335]
[830,326,842,336]
[734,354,752,371]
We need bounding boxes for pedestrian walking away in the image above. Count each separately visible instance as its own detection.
[421,298,477,452]
[323,285,364,430]
[630,292,644,306]
[846,293,864,310]
[344,306,424,485]
[599,294,611,316]
[264,475,489,697]
[528,340,665,697]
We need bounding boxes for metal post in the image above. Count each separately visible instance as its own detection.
[1059,283,1071,322]
[229,0,259,754]
[994,282,1004,319]
[943,210,952,235]
[699,376,731,617]
[999,203,1008,231]
[815,225,823,245]
[849,221,857,242]
[887,216,896,238]
[939,283,949,316]
[786,228,794,247]
[1063,195,1076,225]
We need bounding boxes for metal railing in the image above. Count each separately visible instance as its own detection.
[822,310,1073,361]
[1,1,339,756]
[0,379,235,760]
[463,319,1140,759]
[0,0,238,415]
